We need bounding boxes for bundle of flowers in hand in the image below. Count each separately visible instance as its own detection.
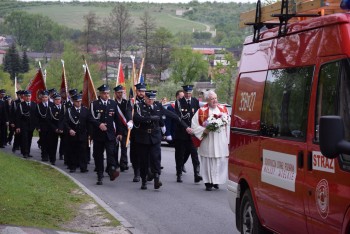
[201,113,230,139]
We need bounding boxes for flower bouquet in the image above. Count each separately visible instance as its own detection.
[201,113,230,138]
[191,113,229,147]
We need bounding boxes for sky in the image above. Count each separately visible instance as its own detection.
[18,0,254,3]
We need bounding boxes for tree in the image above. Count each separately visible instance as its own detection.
[170,47,208,84]
[212,53,237,104]
[109,3,134,55]
[46,41,102,91]
[150,27,173,80]
[3,43,21,83]
[21,50,29,73]
[137,11,156,82]
[97,18,115,85]
[83,11,99,54]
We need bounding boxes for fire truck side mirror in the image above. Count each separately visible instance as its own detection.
[320,116,350,159]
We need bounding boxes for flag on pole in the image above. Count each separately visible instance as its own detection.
[82,61,97,108]
[14,76,17,94]
[60,60,69,101]
[137,58,145,83]
[139,74,144,83]
[26,68,46,103]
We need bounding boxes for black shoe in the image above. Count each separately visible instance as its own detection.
[177,175,183,183]
[69,169,76,173]
[28,155,33,158]
[109,167,119,181]
[213,184,219,189]
[23,154,28,158]
[96,180,103,185]
[133,176,140,182]
[0,145,5,148]
[51,162,55,165]
[80,169,89,173]
[205,183,213,191]
[195,175,203,183]
[154,175,162,189]
[141,181,147,190]
[41,158,48,162]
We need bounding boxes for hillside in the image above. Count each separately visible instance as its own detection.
[21,3,208,34]
[0,1,255,37]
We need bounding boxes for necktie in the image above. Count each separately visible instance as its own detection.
[77,108,80,113]
[27,102,30,106]
[187,99,191,106]
[104,101,107,106]
[57,105,60,110]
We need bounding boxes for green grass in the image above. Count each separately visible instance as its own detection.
[0,150,119,230]
[23,4,207,33]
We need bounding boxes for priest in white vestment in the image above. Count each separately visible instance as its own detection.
[191,91,230,191]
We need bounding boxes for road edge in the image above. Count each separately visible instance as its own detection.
[50,165,143,234]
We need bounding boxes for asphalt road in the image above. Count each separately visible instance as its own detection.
[4,138,239,234]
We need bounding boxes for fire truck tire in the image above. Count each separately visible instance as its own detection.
[240,189,269,234]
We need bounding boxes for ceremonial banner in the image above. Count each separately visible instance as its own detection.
[26,68,46,103]
[82,63,97,108]
[60,60,68,100]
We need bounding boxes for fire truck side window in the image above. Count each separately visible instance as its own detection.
[315,59,350,169]
[260,66,313,140]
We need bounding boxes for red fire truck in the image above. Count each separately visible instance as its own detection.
[228,0,350,233]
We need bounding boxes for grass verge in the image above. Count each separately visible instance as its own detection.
[0,150,120,230]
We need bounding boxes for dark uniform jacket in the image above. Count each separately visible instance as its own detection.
[0,100,8,124]
[64,106,95,142]
[48,104,65,132]
[89,98,122,141]
[115,98,132,135]
[174,97,200,140]
[10,99,21,125]
[15,101,38,131]
[133,101,188,145]
[36,102,52,131]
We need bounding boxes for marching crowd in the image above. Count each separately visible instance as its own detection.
[0,83,230,191]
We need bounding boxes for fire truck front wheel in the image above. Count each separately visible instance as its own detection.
[240,189,269,234]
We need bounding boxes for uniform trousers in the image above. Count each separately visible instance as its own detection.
[7,125,15,144]
[39,130,50,160]
[115,133,128,167]
[66,139,87,171]
[21,129,34,156]
[138,142,161,180]
[0,123,6,147]
[93,140,118,176]
[47,131,60,164]
[175,139,200,175]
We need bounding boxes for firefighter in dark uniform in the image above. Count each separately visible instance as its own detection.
[11,90,23,153]
[174,85,203,183]
[133,90,190,190]
[130,82,147,182]
[90,84,122,185]
[113,85,133,171]
[0,89,8,148]
[36,90,52,162]
[47,93,64,165]
[63,94,93,173]
[3,95,11,146]
[15,90,38,158]
[61,88,77,164]
[48,88,57,103]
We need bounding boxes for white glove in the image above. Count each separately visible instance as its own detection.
[127,121,133,129]
[161,126,166,134]
[166,135,172,141]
